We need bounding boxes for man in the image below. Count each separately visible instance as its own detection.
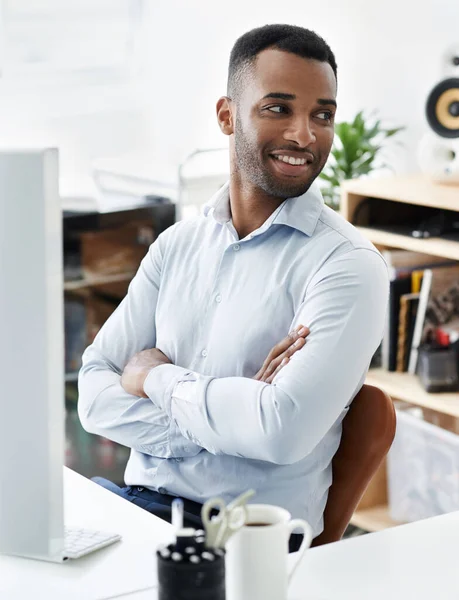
[78,23,389,550]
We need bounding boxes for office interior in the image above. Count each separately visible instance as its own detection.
[1,0,459,598]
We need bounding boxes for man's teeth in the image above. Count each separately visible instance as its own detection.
[273,155,307,165]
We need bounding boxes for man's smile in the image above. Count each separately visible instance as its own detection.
[268,153,314,177]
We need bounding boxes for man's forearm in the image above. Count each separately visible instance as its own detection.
[77,346,202,459]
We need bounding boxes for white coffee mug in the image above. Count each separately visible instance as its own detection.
[225,504,312,600]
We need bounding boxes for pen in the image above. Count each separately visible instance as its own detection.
[172,498,184,532]
[172,498,196,551]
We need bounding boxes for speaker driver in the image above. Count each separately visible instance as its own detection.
[426,78,459,138]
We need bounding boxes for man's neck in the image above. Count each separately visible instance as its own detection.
[228,176,285,239]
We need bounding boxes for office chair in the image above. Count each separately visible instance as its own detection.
[311,384,396,547]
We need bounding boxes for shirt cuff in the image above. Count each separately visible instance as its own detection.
[143,363,195,416]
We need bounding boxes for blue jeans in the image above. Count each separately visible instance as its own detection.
[92,476,303,552]
[91,477,203,528]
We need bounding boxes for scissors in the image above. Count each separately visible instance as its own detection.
[201,489,255,549]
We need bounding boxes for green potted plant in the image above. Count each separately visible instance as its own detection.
[319,111,404,210]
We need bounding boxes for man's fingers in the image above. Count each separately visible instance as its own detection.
[260,336,307,382]
[255,325,309,380]
[254,325,310,381]
[255,333,294,377]
[274,325,309,356]
[266,356,290,384]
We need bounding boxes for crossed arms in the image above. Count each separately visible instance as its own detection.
[78,237,388,465]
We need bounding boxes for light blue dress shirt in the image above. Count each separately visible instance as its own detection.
[78,181,389,536]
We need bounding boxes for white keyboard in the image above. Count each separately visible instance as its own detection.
[63,527,121,560]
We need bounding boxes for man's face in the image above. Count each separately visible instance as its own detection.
[232,48,337,199]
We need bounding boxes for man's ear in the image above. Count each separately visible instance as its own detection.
[216,96,234,136]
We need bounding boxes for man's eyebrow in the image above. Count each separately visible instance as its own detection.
[261,93,337,108]
[261,92,296,101]
[318,98,337,108]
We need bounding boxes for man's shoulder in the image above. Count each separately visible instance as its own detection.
[316,204,377,253]
[319,206,375,249]
[310,205,388,283]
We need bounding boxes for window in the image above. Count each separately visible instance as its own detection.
[0,0,144,85]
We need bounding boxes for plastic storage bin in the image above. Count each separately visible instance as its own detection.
[387,408,459,522]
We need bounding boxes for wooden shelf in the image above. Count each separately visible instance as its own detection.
[65,372,79,383]
[64,271,135,291]
[341,175,459,211]
[356,226,459,261]
[366,368,459,418]
[350,504,402,532]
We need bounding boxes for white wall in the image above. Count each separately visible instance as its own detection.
[0,0,457,188]
[143,0,459,174]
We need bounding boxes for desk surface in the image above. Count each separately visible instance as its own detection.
[0,469,173,600]
[1,469,458,599]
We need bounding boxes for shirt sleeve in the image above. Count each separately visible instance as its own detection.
[77,230,202,459]
[143,248,389,464]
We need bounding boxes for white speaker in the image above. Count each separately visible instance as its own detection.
[441,45,459,77]
[418,133,459,184]
[417,45,459,184]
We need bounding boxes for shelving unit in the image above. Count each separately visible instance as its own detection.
[355,227,459,261]
[64,271,136,291]
[63,201,176,484]
[341,175,459,532]
[366,369,459,418]
[351,505,399,532]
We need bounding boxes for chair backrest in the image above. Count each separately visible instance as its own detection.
[311,384,396,547]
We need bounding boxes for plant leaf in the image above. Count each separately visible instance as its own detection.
[321,110,404,204]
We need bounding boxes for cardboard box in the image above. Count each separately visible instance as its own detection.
[80,221,154,279]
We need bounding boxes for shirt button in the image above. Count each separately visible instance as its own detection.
[158,487,167,495]
[215,294,222,303]
[201,349,208,357]
[233,244,240,251]
[175,457,183,463]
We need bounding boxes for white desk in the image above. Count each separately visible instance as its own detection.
[1,469,459,599]
[0,469,173,600]
[122,511,459,600]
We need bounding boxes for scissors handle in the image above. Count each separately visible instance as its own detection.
[201,497,227,548]
[214,505,246,547]
[227,489,256,511]
[201,489,256,549]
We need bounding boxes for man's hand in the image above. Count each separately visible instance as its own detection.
[254,325,310,384]
[121,348,172,398]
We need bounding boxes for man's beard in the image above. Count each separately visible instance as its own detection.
[234,117,324,199]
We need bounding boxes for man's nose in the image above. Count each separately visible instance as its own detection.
[283,118,316,147]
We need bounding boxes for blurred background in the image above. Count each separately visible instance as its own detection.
[1,0,456,189]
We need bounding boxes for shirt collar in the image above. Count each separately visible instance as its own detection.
[203,180,324,237]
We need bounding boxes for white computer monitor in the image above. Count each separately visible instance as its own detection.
[0,148,65,561]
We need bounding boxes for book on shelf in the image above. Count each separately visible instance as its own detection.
[396,292,420,372]
[381,250,456,372]
[384,277,412,371]
[411,269,424,294]
[408,264,459,374]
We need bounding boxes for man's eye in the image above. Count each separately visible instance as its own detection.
[266,105,288,114]
[317,111,333,121]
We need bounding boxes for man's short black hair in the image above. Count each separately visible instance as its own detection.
[227,24,337,100]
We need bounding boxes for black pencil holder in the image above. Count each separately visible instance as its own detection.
[157,548,225,600]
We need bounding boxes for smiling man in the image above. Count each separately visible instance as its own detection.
[78,24,389,551]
